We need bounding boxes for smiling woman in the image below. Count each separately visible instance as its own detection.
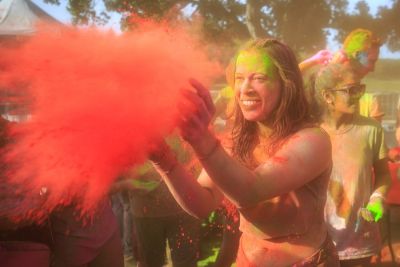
[234,49,281,123]
[149,38,340,266]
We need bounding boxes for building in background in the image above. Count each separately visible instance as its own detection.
[0,0,61,121]
[0,0,60,36]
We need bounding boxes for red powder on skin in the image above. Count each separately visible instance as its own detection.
[222,197,240,232]
[0,22,220,222]
[270,156,288,164]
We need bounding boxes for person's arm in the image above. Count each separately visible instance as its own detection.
[188,127,331,209]
[362,158,391,222]
[370,95,385,122]
[151,145,223,219]
[362,124,392,222]
[160,79,331,209]
[299,50,332,73]
[373,158,391,197]
[397,127,400,145]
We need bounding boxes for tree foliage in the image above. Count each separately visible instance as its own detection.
[327,0,400,54]
[44,0,400,54]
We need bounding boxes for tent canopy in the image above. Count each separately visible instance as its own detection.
[0,0,61,36]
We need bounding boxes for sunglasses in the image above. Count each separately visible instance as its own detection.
[330,83,366,98]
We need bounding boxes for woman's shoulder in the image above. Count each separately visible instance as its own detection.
[284,126,332,157]
[270,126,331,165]
[291,125,331,144]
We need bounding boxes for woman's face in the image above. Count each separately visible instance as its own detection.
[327,75,364,115]
[234,50,281,122]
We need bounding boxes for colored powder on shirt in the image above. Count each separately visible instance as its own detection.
[0,21,220,222]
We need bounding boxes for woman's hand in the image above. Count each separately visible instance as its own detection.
[365,197,385,222]
[149,139,179,175]
[178,79,216,145]
[331,50,347,64]
[149,139,172,165]
[299,50,332,73]
[358,197,385,223]
[310,49,332,65]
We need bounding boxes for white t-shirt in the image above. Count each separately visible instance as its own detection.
[322,115,387,260]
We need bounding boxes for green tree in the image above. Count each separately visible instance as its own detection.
[378,0,400,51]
[44,0,400,54]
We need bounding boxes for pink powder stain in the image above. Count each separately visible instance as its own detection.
[0,22,220,222]
[222,198,240,233]
[271,156,288,164]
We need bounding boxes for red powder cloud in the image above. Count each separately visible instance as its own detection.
[0,22,220,222]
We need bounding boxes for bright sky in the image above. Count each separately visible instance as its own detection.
[31,0,122,30]
[31,0,400,59]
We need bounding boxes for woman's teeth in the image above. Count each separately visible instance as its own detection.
[242,100,259,106]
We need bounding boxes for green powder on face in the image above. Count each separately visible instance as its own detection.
[236,50,278,79]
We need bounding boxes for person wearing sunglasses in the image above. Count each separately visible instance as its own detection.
[302,29,384,122]
[313,63,391,267]
[330,83,366,99]
[332,28,384,122]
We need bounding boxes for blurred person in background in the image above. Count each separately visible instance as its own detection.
[332,28,385,122]
[302,28,385,123]
[111,136,201,267]
[313,63,391,267]
[0,116,51,267]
